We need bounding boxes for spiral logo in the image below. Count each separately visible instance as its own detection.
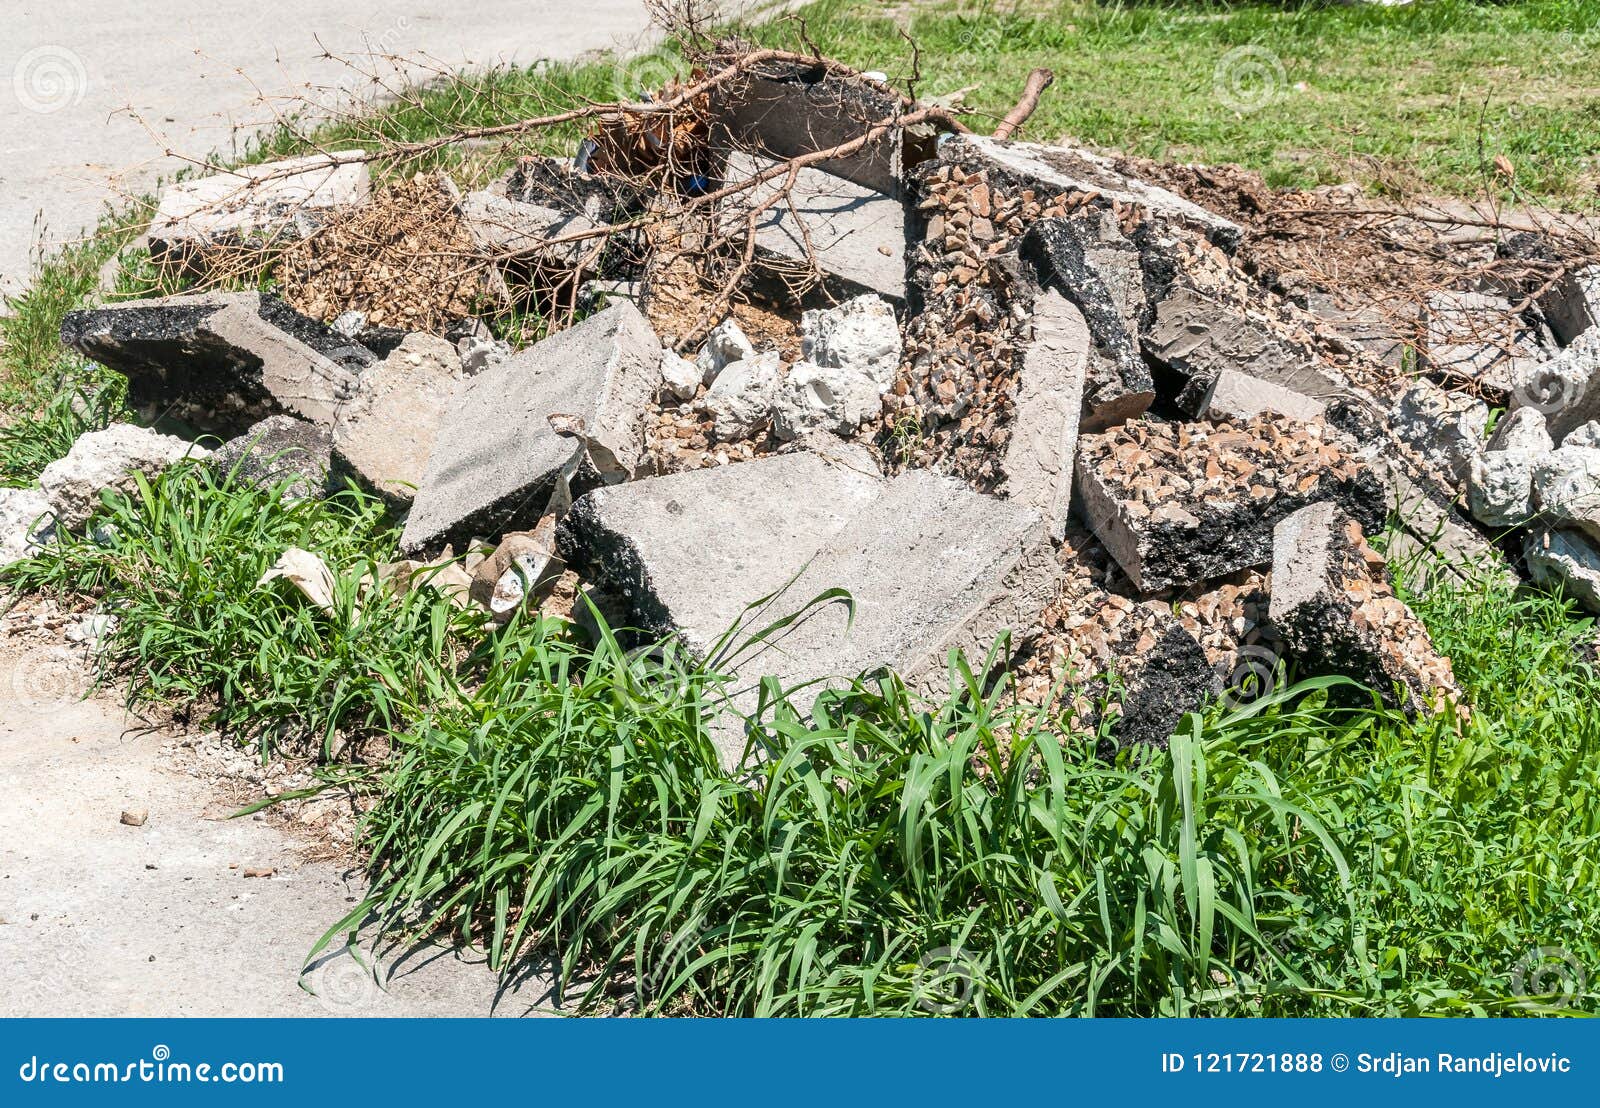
[1220,645,1283,710]
[150,1045,171,1062]
[1512,358,1587,417]
[611,48,684,103]
[913,945,979,1015]
[643,914,710,1004]
[301,953,380,1014]
[12,46,88,115]
[1510,945,1587,1011]
[8,653,88,710]
[1213,46,1285,115]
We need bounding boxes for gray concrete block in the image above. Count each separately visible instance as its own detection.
[148,152,369,272]
[399,302,662,554]
[60,292,373,436]
[1145,284,1347,414]
[951,136,1243,247]
[1000,290,1089,539]
[1200,367,1326,424]
[722,151,908,303]
[1421,289,1542,393]
[331,334,464,510]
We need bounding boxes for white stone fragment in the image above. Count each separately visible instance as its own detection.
[699,352,784,440]
[39,424,209,530]
[694,319,756,386]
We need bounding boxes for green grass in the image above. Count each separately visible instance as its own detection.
[774,0,1600,206]
[3,0,1599,1016]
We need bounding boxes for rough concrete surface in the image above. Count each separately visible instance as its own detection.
[0,645,556,1016]
[2,2,657,297]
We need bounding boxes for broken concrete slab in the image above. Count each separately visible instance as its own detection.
[1511,328,1600,440]
[556,451,885,655]
[1420,289,1542,393]
[721,151,908,303]
[1020,218,1154,429]
[999,290,1089,540]
[60,292,374,436]
[951,136,1244,248]
[1525,528,1600,613]
[1307,292,1412,370]
[398,302,661,554]
[1536,264,1600,346]
[1269,502,1461,714]
[1199,368,1326,425]
[210,414,331,500]
[1487,407,1554,454]
[1144,283,1348,415]
[148,151,369,272]
[0,486,56,568]
[39,424,210,530]
[1114,615,1219,749]
[1074,417,1384,593]
[709,60,932,197]
[558,456,1059,755]
[458,189,600,270]
[330,334,464,510]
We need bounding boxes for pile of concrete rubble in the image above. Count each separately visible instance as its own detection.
[9,53,1600,754]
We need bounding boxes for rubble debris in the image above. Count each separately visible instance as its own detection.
[695,318,757,384]
[1536,264,1600,346]
[1020,216,1154,427]
[1563,420,1600,449]
[330,333,464,510]
[722,151,908,303]
[1514,329,1600,440]
[1075,416,1383,593]
[950,136,1244,247]
[61,292,373,436]
[119,809,148,827]
[1145,283,1347,415]
[399,302,662,554]
[1306,292,1411,370]
[773,295,901,440]
[1199,368,1326,425]
[1268,502,1460,714]
[209,414,332,500]
[457,332,510,377]
[1389,379,1489,484]
[700,351,784,440]
[660,348,702,401]
[1488,407,1554,454]
[1531,447,1600,542]
[1524,529,1600,613]
[39,423,210,530]
[0,487,56,568]
[275,173,487,333]
[1420,289,1544,393]
[1114,616,1219,749]
[148,151,370,274]
[258,547,340,614]
[1467,450,1537,529]
[997,289,1088,539]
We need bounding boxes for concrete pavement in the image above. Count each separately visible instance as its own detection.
[0,1,659,298]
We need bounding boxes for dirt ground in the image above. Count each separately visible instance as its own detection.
[0,639,558,1018]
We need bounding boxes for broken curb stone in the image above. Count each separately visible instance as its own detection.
[330,333,464,510]
[1420,289,1542,393]
[1075,417,1383,593]
[999,289,1089,539]
[61,292,373,436]
[1511,329,1600,440]
[210,414,332,500]
[39,423,210,530]
[399,302,661,554]
[1269,502,1460,714]
[149,151,370,273]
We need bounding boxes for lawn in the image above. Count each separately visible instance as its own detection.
[1,0,1597,1016]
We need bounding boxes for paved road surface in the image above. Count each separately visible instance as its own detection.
[0,1,658,298]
